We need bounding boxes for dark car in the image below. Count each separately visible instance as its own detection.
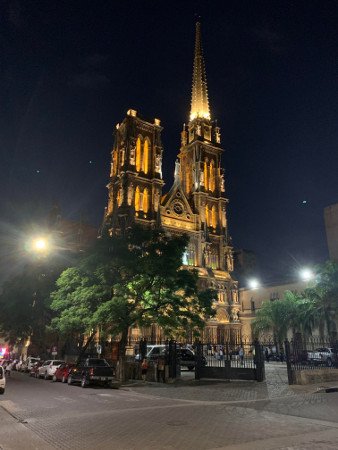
[178,348,207,371]
[67,358,115,388]
[53,363,75,383]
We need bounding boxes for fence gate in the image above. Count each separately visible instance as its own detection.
[195,340,265,382]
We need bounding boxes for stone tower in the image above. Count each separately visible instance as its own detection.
[104,109,164,233]
[160,22,240,343]
[103,23,241,343]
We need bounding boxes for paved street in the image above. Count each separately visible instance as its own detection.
[1,367,338,449]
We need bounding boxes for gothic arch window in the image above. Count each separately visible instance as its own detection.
[210,248,218,269]
[209,160,215,192]
[117,187,123,207]
[143,138,150,174]
[112,149,118,175]
[204,160,209,191]
[136,136,142,172]
[211,205,217,229]
[205,205,209,226]
[142,188,149,213]
[135,186,140,212]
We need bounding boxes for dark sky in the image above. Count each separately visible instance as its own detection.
[1,0,338,281]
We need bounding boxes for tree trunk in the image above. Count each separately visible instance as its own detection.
[116,327,129,382]
[77,331,96,363]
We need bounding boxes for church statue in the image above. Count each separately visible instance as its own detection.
[127,184,133,205]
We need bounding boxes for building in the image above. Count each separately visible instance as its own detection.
[240,279,309,340]
[324,202,338,262]
[103,23,240,343]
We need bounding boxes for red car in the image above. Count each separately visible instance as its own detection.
[52,363,75,383]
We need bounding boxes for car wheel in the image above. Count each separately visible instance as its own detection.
[44,372,49,380]
[62,376,66,383]
[81,376,88,388]
[187,365,194,371]
[67,375,73,385]
[327,358,333,367]
[52,375,57,382]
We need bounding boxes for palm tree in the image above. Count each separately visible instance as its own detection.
[303,261,338,338]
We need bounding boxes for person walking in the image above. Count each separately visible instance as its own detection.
[219,346,224,362]
[239,346,244,365]
[5,361,13,377]
[265,347,270,363]
[141,358,149,382]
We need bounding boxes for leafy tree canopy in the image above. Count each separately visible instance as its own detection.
[50,226,216,355]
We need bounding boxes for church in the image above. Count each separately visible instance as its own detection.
[103,23,241,344]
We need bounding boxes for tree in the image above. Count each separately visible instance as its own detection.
[50,226,216,358]
[252,291,302,343]
[0,260,65,352]
[303,261,338,337]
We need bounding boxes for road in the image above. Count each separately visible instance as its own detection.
[1,368,338,449]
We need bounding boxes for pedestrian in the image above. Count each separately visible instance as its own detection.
[265,347,270,363]
[141,358,149,382]
[219,346,224,361]
[5,361,13,377]
[239,346,244,365]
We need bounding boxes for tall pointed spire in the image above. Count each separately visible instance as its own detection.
[190,22,210,122]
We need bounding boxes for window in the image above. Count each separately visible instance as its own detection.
[204,160,209,190]
[136,137,142,172]
[143,139,149,174]
[142,188,149,213]
[209,160,215,192]
[211,205,217,229]
[135,186,140,211]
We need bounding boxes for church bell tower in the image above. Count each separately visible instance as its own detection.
[104,109,164,233]
[160,22,240,343]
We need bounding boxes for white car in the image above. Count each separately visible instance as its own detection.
[37,360,65,380]
[0,366,5,394]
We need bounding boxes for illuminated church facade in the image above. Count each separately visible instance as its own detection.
[103,23,241,343]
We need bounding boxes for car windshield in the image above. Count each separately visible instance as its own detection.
[31,358,39,362]
[52,361,64,365]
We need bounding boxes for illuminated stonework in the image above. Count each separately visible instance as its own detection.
[103,22,240,342]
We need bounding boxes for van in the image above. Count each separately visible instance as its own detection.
[0,366,6,394]
[135,345,166,361]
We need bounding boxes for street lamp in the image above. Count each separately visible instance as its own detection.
[33,238,48,251]
[299,268,314,282]
[27,236,51,256]
[248,278,260,290]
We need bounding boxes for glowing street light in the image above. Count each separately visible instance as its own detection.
[26,236,52,255]
[248,278,260,290]
[33,238,48,251]
[299,268,314,282]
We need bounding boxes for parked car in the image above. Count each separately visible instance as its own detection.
[67,358,115,388]
[0,366,5,394]
[135,344,167,361]
[178,347,207,370]
[53,363,75,383]
[307,348,335,366]
[37,360,65,379]
[26,357,41,372]
[29,361,43,377]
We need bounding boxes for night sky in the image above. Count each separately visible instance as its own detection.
[1,0,338,282]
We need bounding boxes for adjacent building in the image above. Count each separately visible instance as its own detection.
[324,202,338,262]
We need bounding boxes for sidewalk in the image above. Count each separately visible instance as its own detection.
[0,404,54,450]
[123,363,338,402]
